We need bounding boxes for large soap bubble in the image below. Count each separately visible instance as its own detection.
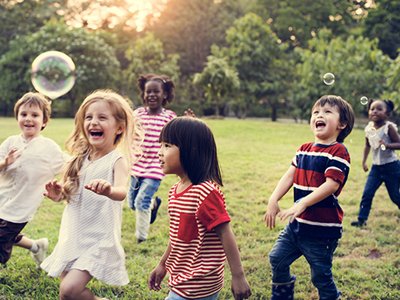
[31,51,76,99]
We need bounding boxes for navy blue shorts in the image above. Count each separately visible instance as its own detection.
[0,218,27,264]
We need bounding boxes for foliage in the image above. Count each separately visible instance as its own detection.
[223,13,292,119]
[193,47,240,116]
[1,117,400,299]
[150,0,253,76]
[291,29,391,121]
[0,20,120,116]
[0,0,65,56]
[121,32,180,107]
[364,0,400,59]
[253,0,365,48]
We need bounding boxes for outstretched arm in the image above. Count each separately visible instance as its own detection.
[84,157,129,201]
[215,222,251,300]
[278,177,340,222]
[264,165,295,229]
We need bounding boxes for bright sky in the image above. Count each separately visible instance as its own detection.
[66,0,168,31]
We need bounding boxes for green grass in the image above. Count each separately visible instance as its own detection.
[0,117,399,299]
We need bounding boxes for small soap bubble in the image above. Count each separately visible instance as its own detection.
[322,72,335,86]
[31,51,76,99]
[360,96,369,105]
[380,144,386,151]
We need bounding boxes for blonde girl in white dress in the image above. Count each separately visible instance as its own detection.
[41,90,136,300]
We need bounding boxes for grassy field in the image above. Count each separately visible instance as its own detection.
[0,117,399,300]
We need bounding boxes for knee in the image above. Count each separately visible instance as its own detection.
[269,249,282,270]
[59,282,79,300]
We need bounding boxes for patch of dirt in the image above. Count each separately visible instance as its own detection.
[366,248,382,259]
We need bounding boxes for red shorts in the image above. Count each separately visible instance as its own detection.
[0,218,27,264]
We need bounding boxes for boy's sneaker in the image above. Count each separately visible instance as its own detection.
[150,197,162,224]
[351,219,367,227]
[31,238,49,266]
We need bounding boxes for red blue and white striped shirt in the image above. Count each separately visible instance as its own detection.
[166,181,231,299]
[290,142,350,239]
[131,107,176,180]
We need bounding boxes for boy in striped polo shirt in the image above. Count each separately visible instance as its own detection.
[264,95,355,300]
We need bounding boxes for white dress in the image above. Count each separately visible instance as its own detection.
[41,150,129,286]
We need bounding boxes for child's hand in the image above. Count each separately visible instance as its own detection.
[148,264,167,291]
[231,274,252,300]
[278,201,307,223]
[264,201,280,229]
[5,148,21,166]
[84,179,112,197]
[362,162,369,172]
[44,180,63,202]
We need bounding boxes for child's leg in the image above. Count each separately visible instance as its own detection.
[59,269,99,300]
[301,237,340,300]
[0,219,26,265]
[134,178,161,242]
[357,166,382,222]
[383,161,400,209]
[269,226,301,299]
[15,236,48,266]
[128,176,140,210]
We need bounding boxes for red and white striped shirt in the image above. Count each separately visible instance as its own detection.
[166,181,231,299]
[131,107,176,180]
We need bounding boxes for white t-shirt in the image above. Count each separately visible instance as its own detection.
[0,134,66,223]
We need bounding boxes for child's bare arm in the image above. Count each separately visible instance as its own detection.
[214,222,251,300]
[149,242,171,291]
[84,157,129,201]
[382,123,400,150]
[264,165,295,229]
[279,178,340,222]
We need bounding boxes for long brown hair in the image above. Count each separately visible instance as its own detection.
[62,90,136,201]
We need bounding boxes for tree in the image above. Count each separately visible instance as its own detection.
[290,29,391,121]
[149,0,255,77]
[0,21,120,116]
[0,0,65,56]
[223,13,292,120]
[254,0,363,48]
[193,48,240,116]
[121,32,180,107]
[364,0,400,59]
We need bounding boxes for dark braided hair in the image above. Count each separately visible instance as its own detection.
[137,73,175,106]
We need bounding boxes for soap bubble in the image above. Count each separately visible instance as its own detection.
[380,144,386,151]
[322,73,335,86]
[360,96,369,106]
[31,51,76,99]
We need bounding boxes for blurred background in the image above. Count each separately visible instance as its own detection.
[0,0,398,122]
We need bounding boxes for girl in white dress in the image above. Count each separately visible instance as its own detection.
[41,90,135,300]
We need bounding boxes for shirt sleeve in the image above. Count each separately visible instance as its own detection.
[197,189,231,231]
[325,145,350,185]
[0,136,12,160]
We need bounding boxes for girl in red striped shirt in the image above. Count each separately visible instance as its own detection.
[148,117,251,300]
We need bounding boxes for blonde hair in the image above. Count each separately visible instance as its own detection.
[62,89,136,201]
[14,92,51,130]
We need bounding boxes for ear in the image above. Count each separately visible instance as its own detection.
[116,126,123,135]
[338,123,346,130]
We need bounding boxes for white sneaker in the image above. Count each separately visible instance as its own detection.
[31,238,49,266]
